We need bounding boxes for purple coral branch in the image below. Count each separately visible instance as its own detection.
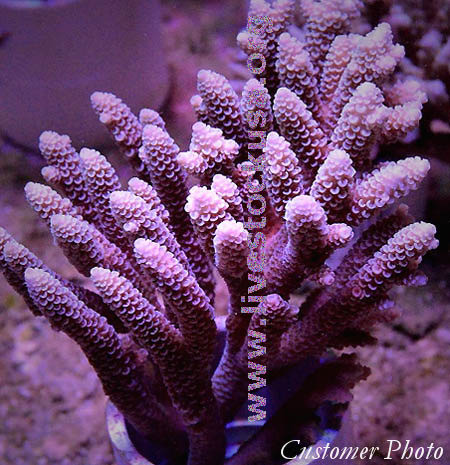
[0,1,440,464]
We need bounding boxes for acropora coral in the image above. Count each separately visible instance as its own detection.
[364,0,449,141]
[0,1,439,464]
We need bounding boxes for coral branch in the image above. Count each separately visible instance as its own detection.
[140,124,215,300]
[310,149,355,223]
[139,108,166,129]
[196,70,245,147]
[0,228,42,316]
[276,32,320,118]
[134,239,217,368]
[40,165,63,191]
[90,92,145,178]
[109,190,189,269]
[211,175,244,222]
[24,268,170,444]
[38,131,94,219]
[239,294,297,368]
[320,33,358,108]
[91,267,225,465]
[178,122,239,182]
[212,220,250,413]
[2,236,125,331]
[281,222,438,365]
[327,23,404,130]
[242,0,296,94]
[273,88,328,180]
[266,195,330,296]
[335,205,413,288]
[49,214,154,300]
[263,131,304,216]
[79,148,130,251]
[331,82,387,171]
[25,182,82,225]
[127,177,171,226]
[347,157,430,225]
[349,222,438,300]
[301,0,362,72]
[185,186,232,260]
[241,79,274,137]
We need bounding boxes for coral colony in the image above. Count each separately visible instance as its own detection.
[0,0,440,464]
